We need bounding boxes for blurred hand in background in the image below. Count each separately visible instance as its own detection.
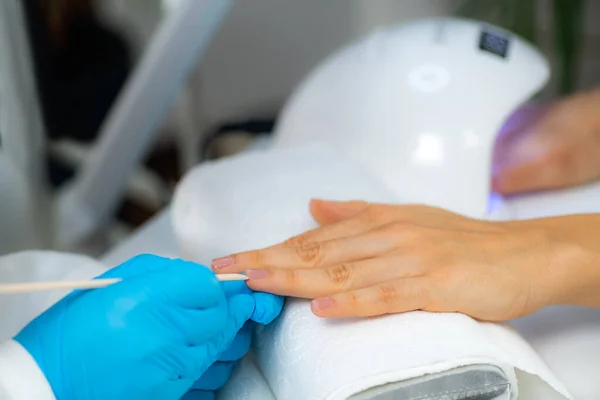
[493,87,600,195]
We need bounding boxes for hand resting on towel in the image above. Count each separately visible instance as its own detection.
[212,200,600,321]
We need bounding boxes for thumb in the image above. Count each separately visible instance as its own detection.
[309,199,369,225]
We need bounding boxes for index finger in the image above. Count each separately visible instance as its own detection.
[211,206,386,272]
[212,230,396,273]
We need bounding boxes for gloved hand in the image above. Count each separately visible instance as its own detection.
[183,281,284,398]
[14,254,255,400]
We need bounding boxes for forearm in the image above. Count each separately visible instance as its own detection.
[520,213,600,308]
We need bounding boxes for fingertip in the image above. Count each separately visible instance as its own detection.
[212,255,235,271]
[493,167,534,195]
[310,199,368,225]
[311,297,334,316]
[491,174,510,195]
[309,198,330,207]
[309,198,327,213]
[244,272,276,294]
[245,269,270,281]
[309,199,338,225]
[211,256,253,275]
[310,296,355,319]
[310,305,332,318]
[251,293,284,324]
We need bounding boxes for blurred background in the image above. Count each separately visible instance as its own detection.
[1,0,598,257]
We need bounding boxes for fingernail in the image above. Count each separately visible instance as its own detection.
[311,298,333,312]
[212,257,234,270]
[245,269,269,280]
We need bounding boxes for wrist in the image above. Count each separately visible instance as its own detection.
[518,215,600,308]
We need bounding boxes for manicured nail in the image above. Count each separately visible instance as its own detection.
[212,257,234,270]
[311,298,333,312]
[245,269,269,280]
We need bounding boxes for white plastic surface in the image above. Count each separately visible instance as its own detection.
[0,157,38,254]
[273,18,550,219]
[0,0,51,253]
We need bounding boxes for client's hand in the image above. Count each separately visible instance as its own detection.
[493,88,600,195]
[211,200,600,321]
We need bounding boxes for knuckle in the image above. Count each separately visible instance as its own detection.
[293,242,323,266]
[419,238,447,256]
[245,250,264,265]
[359,205,387,225]
[380,221,422,241]
[377,283,399,305]
[384,221,411,234]
[283,233,310,248]
[283,269,300,286]
[344,291,361,309]
[430,265,464,288]
[325,263,354,287]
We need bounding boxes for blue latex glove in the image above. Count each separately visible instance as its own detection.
[184,281,284,397]
[15,255,255,400]
[222,280,284,325]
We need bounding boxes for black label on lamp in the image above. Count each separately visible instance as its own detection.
[479,29,510,59]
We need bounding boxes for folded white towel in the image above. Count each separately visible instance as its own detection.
[172,144,572,399]
[217,357,275,400]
